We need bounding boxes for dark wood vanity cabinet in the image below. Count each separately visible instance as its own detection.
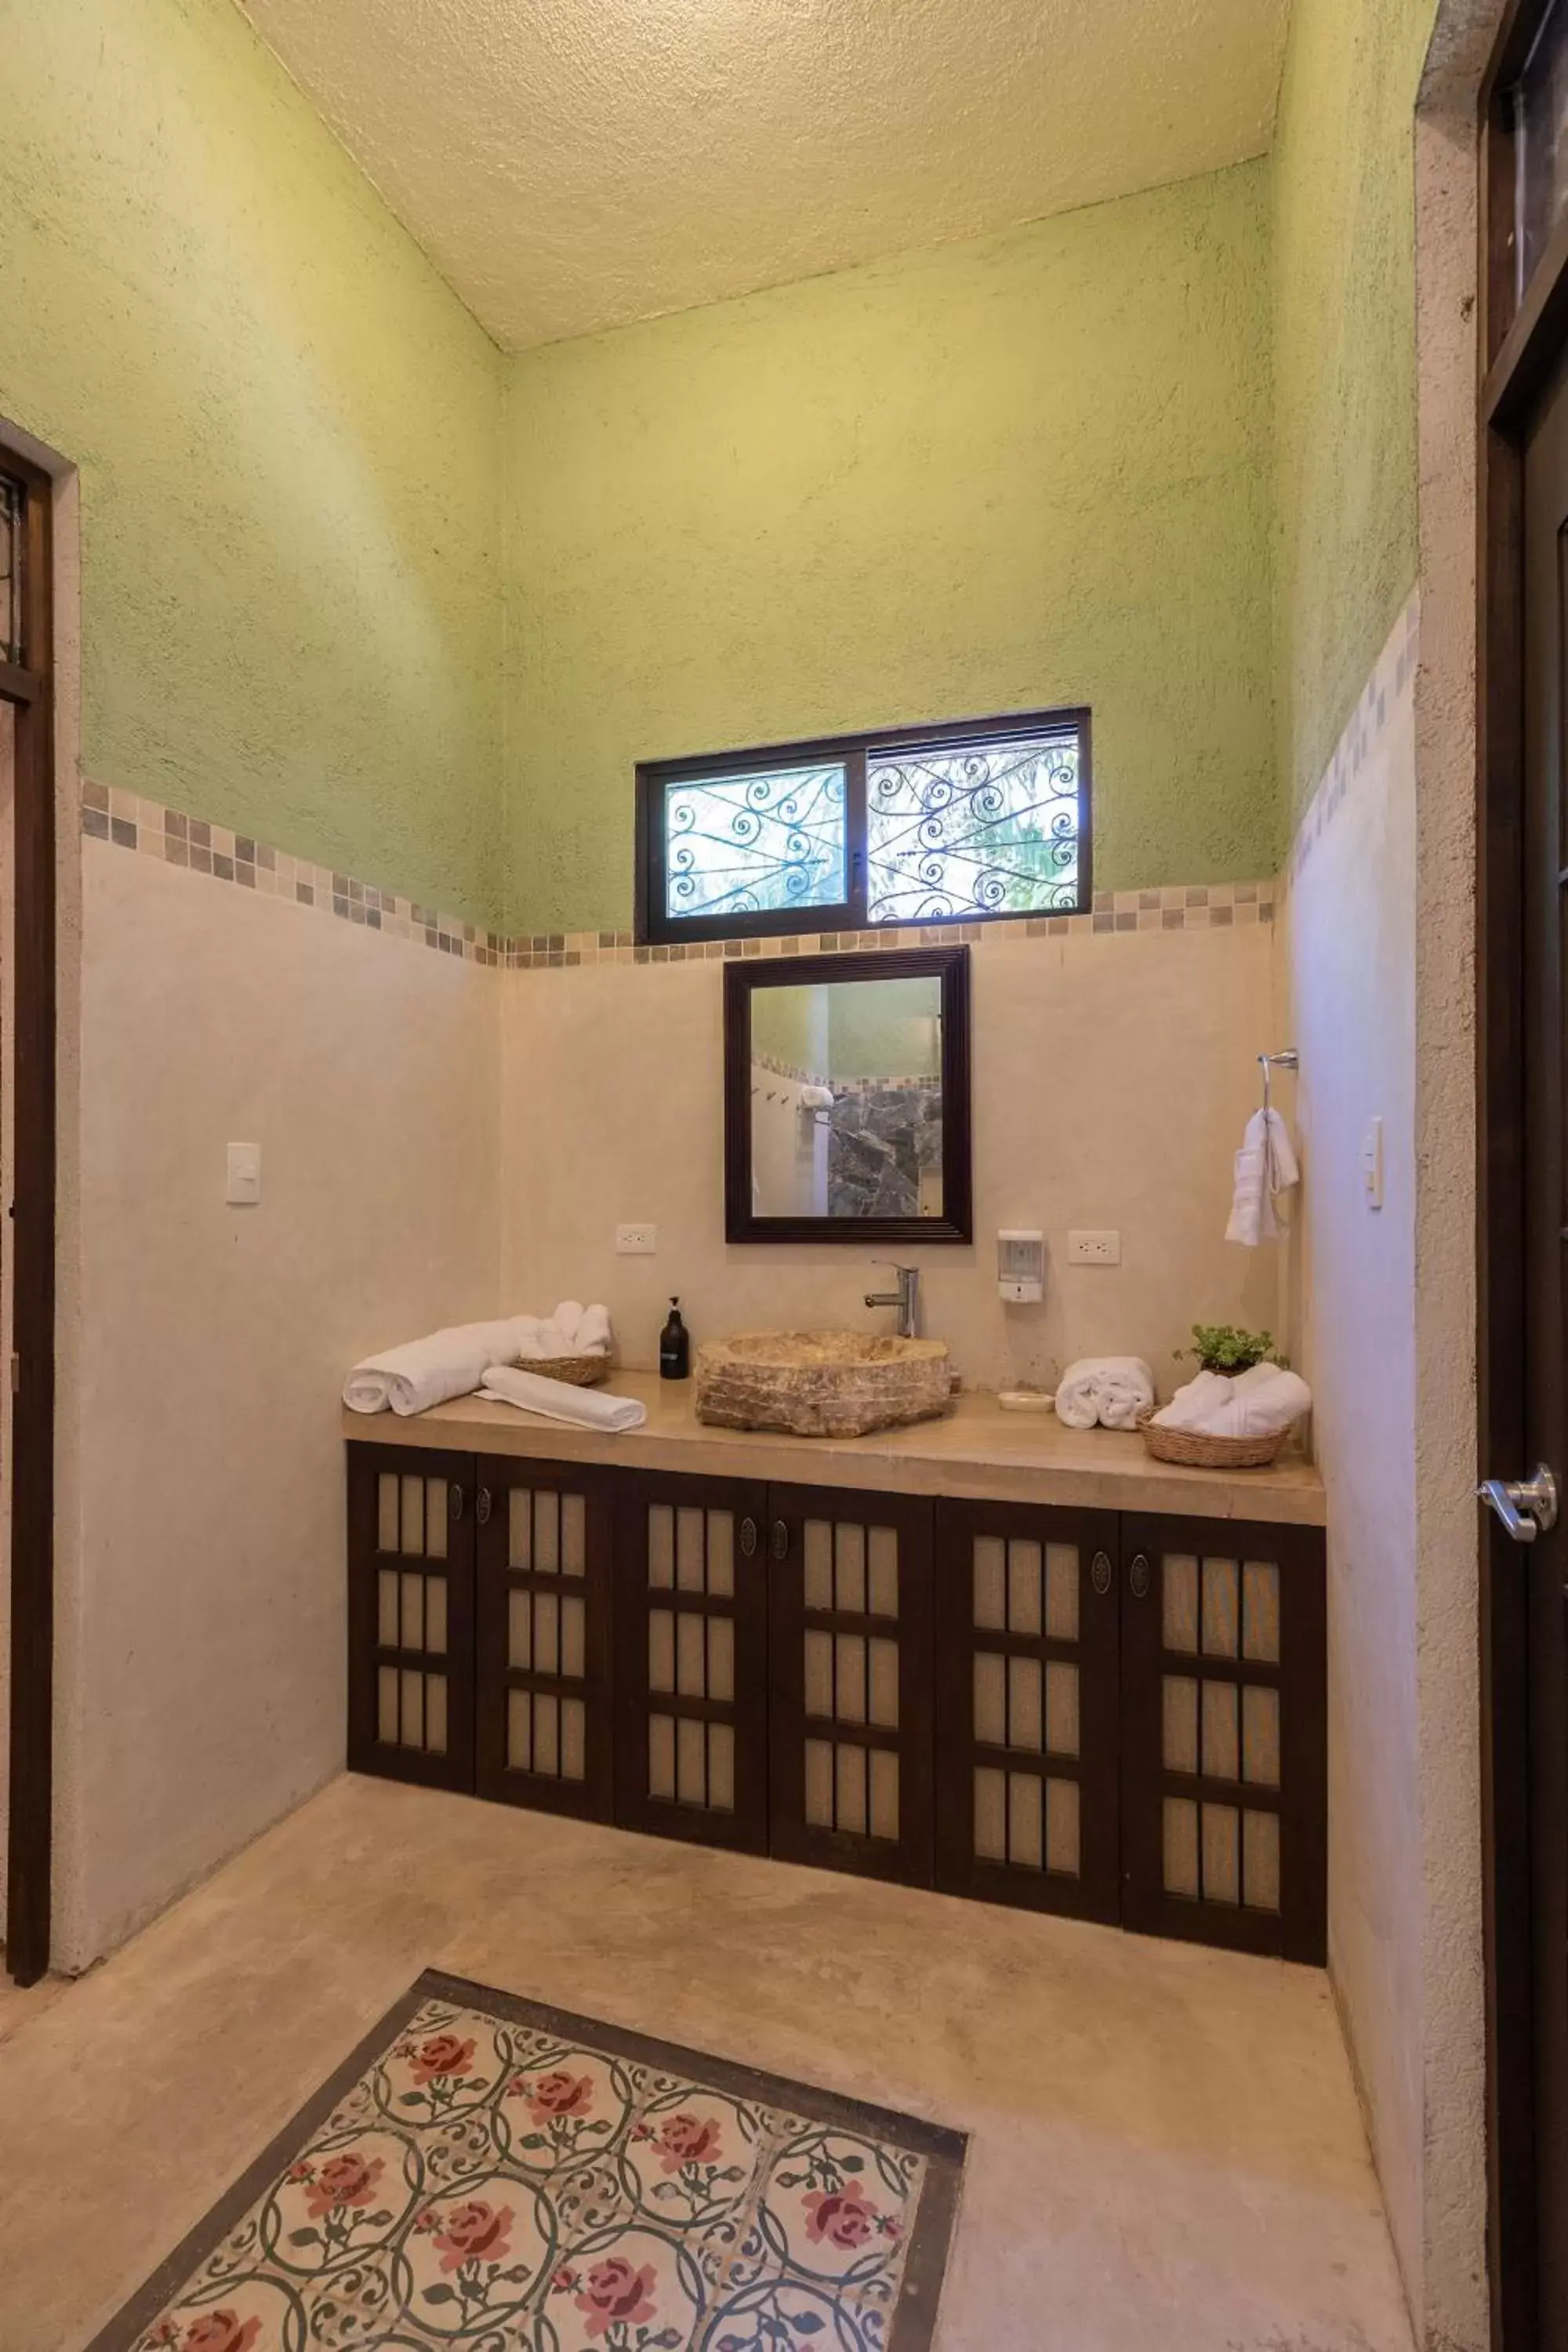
[347,1441,1327,1964]
[932,1498,1122,1926]
[346,1444,477,1795]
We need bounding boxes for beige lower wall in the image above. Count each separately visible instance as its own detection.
[53,836,502,1967]
[501,916,1289,1393]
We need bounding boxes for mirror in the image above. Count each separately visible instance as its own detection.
[724,947,972,1243]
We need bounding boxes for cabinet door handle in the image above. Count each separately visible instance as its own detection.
[771,1519,790,1562]
[739,1516,759,1558]
[1128,1552,1152,1600]
[475,1486,492,1526]
[449,1485,466,1523]
[1091,1549,1112,1596]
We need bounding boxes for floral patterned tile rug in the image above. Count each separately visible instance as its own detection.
[87,1969,965,2352]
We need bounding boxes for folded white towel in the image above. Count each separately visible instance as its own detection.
[1225,1109,1300,1247]
[344,1302,614,1415]
[1054,1356,1156,1431]
[344,1316,558,1417]
[477,1365,648,1433]
[1153,1361,1312,1438]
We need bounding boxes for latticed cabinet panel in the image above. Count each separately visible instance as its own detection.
[474,1457,616,1820]
[613,1472,771,1853]
[347,1444,477,1792]
[1119,1516,1326,1963]
[767,1485,935,1886]
[931,1500,1120,1920]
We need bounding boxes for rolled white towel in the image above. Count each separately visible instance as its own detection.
[512,1301,614,1361]
[1054,1356,1155,1431]
[478,1365,648,1433]
[344,1316,550,1417]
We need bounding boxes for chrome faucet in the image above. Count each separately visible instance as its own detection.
[865,1261,920,1340]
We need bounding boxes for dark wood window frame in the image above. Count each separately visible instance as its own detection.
[723,944,974,1245]
[1,442,56,1988]
[633,706,1093,947]
[1479,4,1568,2339]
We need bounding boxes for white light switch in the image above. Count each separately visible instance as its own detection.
[1362,1118,1384,1211]
[227,1142,261,1206]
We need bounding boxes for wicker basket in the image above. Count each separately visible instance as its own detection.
[1135,1407,1287,1470]
[514,1354,610,1388]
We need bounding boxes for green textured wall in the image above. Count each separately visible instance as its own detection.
[1271,0,1439,819]
[0,0,505,924]
[503,165,1276,935]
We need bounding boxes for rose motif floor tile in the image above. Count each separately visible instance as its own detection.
[89,1970,964,2352]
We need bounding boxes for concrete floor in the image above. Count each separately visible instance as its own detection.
[0,1773,1414,2352]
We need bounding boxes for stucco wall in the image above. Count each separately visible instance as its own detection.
[1272,0,1441,823]
[0,0,505,927]
[503,165,1276,935]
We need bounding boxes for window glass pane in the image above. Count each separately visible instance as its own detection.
[866,731,1083,922]
[1517,0,1568,293]
[664,764,847,922]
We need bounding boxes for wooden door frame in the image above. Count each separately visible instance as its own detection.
[1477,3,1568,2336]
[1,441,56,1989]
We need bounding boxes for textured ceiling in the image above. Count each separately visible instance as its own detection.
[237,0,1292,351]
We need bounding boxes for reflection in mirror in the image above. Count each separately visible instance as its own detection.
[750,976,944,1221]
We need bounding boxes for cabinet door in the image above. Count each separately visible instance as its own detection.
[1120,1516,1326,1964]
[347,1444,476,1791]
[932,1500,1120,1920]
[474,1457,616,1821]
[614,1472,771,1853]
[767,1485,935,1886]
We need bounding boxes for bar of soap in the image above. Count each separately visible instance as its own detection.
[998,1389,1054,1412]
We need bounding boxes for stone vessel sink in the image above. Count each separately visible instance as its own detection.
[695,1330,952,1439]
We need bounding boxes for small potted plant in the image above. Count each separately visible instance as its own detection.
[1174,1323,1287,1377]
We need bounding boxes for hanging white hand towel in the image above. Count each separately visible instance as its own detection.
[477,1365,648,1432]
[1225,1108,1300,1247]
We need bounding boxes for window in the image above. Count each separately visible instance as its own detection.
[635,709,1091,945]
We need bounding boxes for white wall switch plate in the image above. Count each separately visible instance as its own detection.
[615,1223,656,1254]
[226,1142,261,1206]
[1068,1229,1120,1265]
[1362,1117,1385,1210]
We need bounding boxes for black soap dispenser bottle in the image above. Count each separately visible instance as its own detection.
[659,1298,691,1381]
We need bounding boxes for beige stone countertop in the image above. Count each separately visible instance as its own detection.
[343,1374,1326,1526]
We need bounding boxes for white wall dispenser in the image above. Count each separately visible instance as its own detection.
[997,1229,1045,1304]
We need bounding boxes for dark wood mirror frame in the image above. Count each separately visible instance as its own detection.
[723,945,973,1245]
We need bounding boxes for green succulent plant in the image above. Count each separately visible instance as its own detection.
[1176,1323,1287,1376]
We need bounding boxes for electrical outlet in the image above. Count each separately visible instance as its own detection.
[1068,1229,1120,1266]
[615,1223,656,1254]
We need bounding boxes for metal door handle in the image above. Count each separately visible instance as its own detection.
[475,1486,492,1526]
[771,1519,790,1562]
[448,1485,466,1522]
[1478,1465,1558,1544]
[739,1516,758,1558]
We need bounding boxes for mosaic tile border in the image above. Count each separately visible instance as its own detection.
[1289,588,1419,881]
[82,783,1275,967]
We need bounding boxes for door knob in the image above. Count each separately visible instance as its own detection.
[1478,1465,1558,1543]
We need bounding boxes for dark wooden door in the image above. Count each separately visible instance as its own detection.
[474,1455,616,1821]
[1519,347,1568,2338]
[767,1484,934,1886]
[347,1443,477,1792]
[613,1471,771,1853]
[931,1498,1120,1920]
[1118,1515,1325,1964]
